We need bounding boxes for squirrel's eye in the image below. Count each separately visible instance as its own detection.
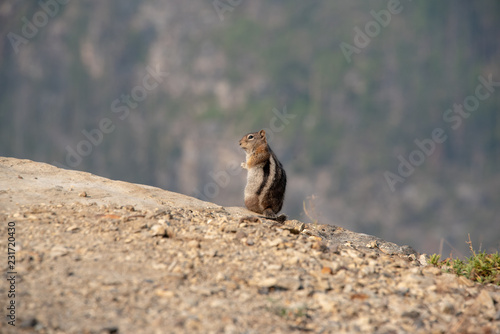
[247,135,254,140]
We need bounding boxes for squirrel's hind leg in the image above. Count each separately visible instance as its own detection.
[263,209,287,223]
[263,208,276,218]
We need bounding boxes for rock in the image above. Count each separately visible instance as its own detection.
[150,224,167,237]
[20,317,38,328]
[418,254,428,266]
[314,293,337,313]
[266,264,282,271]
[155,289,175,298]
[187,240,200,248]
[1,157,499,334]
[402,310,421,319]
[50,245,70,258]
[268,237,286,247]
[277,276,302,291]
[251,277,277,288]
[102,326,119,334]
[66,225,80,232]
[321,266,333,275]
[282,220,305,234]
[234,230,247,239]
[440,301,455,314]
[471,290,496,319]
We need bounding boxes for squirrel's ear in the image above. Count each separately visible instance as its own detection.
[259,129,266,138]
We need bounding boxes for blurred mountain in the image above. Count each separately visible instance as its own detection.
[1,0,499,256]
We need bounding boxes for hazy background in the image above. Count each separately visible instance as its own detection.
[1,0,499,257]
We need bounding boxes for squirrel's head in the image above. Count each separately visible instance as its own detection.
[239,129,267,152]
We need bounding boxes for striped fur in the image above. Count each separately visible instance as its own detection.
[240,130,286,217]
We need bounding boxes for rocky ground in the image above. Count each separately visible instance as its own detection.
[0,157,499,334]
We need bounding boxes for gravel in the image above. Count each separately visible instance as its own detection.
[0,157,499,333]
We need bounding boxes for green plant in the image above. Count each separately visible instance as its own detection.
[272,305,308,320]
[266,298,308,320]
[428,253,441,266]
[428,235,500,285]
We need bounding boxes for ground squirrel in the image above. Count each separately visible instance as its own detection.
[239,130,287,220]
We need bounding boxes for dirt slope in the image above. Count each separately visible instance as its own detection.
[0,157,498,333]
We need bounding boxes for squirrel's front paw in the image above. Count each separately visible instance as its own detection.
[241,162,247,169]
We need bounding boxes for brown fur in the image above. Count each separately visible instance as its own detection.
[244,195,260,213]
[239,130,287,217]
